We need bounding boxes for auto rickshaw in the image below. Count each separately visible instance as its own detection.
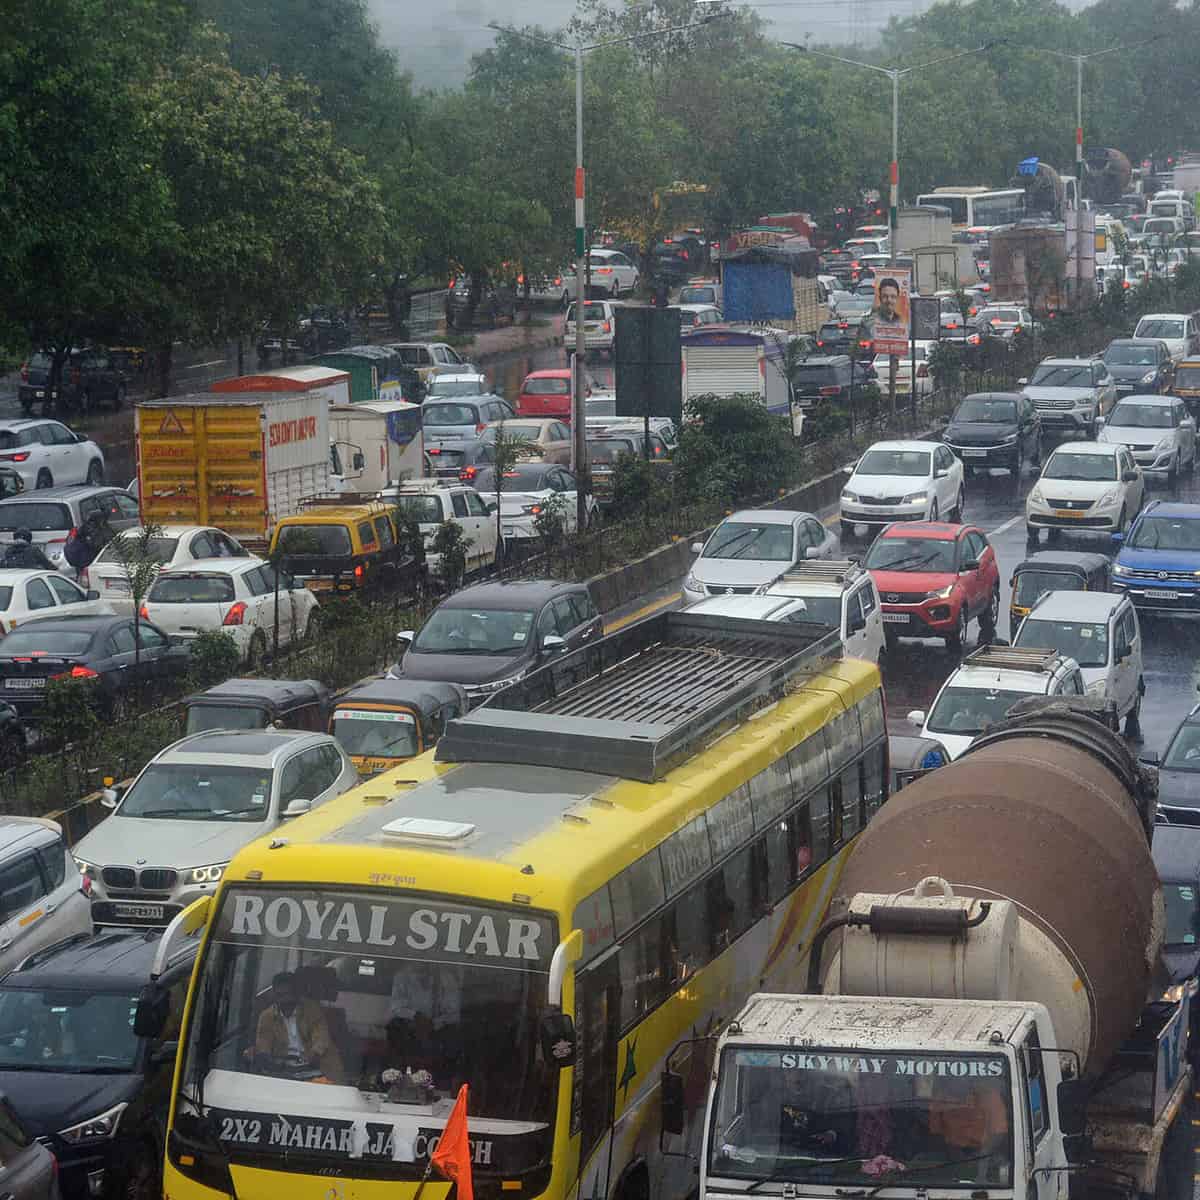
[184,678,332,735]
[1008,550,1111,634]
[330,678,468,776]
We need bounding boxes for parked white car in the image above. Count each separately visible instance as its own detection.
[683,509,840,605]
[382,478,499,577]
[0,568,111,634]
[910,644,1086,760]
[1012,589,1144,731]
[142,557,320,665]
[756,559,886,663]
[1026,441,1144,544]
[527,269,579,305]
[83,525,249,614]
[1132,313,1200,362]
[1098,395,1196,482]
[840,440,965,537]
[473,463,595,543]
[0,419,105,490]
[587,248,640,296]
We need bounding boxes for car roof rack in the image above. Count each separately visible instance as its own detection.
[436,610,843,783]
[961,645,1064,673]
[769,559,864,588]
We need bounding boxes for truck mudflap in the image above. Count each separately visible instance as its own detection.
[1086,1065,1193,1199]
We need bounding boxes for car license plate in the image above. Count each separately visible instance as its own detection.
[1054,509,1085,518]
[502,525,516,536]
[961,449,988,457]
[304,579,333,592]
[112,902,164,920]
[5,678,45,689]
[882,612,910,624]
[34,390,45,399]
[1153,590,1180,601]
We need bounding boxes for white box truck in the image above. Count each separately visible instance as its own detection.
[681,329,796,415]
[329,400,425,494]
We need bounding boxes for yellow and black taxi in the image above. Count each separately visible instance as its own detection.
[1175,357,1200,419]
[329,678,468,776]
[268,502,422,595]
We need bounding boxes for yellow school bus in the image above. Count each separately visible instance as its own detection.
[157,610,888,1200]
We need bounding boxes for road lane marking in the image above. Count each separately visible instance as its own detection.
[179,358,229,371]
[605,591,682,633]
[984,514,1024,538]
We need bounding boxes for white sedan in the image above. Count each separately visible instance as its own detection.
[474,463,596,541]
[1026,441,1145,543]
[871,342,935,397]
[83,525,249,614]
[0,569,112,635]
[840,440,966,538]
[142,557,319,666]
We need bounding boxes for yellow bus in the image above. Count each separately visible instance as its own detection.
[155,611,888,1200]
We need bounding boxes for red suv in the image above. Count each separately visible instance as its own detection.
[864,522,1000,649]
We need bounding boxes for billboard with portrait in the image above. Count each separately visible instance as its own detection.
[872,270,912,356]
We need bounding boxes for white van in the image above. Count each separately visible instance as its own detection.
[1012,589,1144,732]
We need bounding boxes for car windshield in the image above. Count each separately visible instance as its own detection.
[0,629,93,655]
[795,365,841,385]
[1105,345,1159,366]
[927,686,1034,736]
[277,525,353,557]
[678,287,715,303]
[704,522,795,562]
[865,537,956,573]
[838,300,872,316]
[1129,516,1200,551]
[426,379,484,398]
[97,536,179,564]
[522,378,570,395]
[412,607,535,655]
[422,404,479,427]
[855,449,931,477]
[1163,882,1200,946]
[1164,722,1200,773]
[391,495,443,524]
[332,709,418,758]
[0,503,72,532]
[185,705,270,734]
[707,1046,1013,1188]
[954,399,1016,423]
[149,572,237,603]
[473,467,554,493]
[118,763,276,821]
[1029,365,1092,387]
[1013,570,1084,610]
[0,988,141,1072]
[174,887,558,1174]
[566,303,607,323]
[1014,618,1109,668]
[1042,452,1116,482]
[1137,320,1185,339]
[1107,405,1175,429]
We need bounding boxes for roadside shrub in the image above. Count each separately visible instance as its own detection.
[188,630,240,687]
[533,492,569,549]
[609,452,672,522]
[40,678,101,746]
[431,519,471,590]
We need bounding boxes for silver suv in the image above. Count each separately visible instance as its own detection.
[1020,357,1117,437]
[0,817,92,973]
[0,485,140,573]
[73,729,359,927]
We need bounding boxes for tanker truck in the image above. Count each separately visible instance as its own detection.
[1084,147,1134,207]
[664,705,1193,1200]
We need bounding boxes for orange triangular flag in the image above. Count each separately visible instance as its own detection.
[431,1084,473,1200]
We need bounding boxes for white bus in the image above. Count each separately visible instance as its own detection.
[914,186,1025,230]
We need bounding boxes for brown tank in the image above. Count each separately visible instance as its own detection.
[834,708,1163,1076]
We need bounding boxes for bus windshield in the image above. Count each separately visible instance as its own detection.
[175,887,557,1174]
[707,1046,1014,1189]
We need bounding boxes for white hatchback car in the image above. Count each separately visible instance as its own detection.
[840,440,965,538]
[142,557,320,665]
[1098,395,1197,482]
[587,248,640,296]
[474,463,595,543]
[83,525,249,614]
[565,299,621,353]
[683,510,840,604]
[0,568,111,634]
[0,419,105,491]
[1026,441,1144,544]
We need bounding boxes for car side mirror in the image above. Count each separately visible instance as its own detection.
[133,986,169,1039]
[1096,416,1106,429]
[1017,377,1028,386]
[541,634,567,656]
[690,541,703,555]
[907,710,926,728]
[282,798,312,818]
[101,786,123,810]
[487,501,500,514]
[396,630,414,646]
[661,1069,686,1136]
[1111,531,1125,544]
[803,546,821,560]
[1057,1079,1089,1138]
[352,452,366,471]
[1122,469,1139,482]
[86,589,100,600]
[538,1009,576,1069]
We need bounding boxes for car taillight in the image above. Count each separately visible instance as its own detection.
[80,874,91,896]
[858,340,871,349]
[554,276,562,286]
[222,601,246,626]
[917,364,929,377]
[603,321,611,333]
[1123,280,1131,289]
[62,665,99,680]
[354,564,364,580]
[459,466,477,481]
[681,249,689,259]
[838,322,848,330]
[819,385,843,396]
[138,604,149,620]
[0,453,29,462]
[851,260,860,268]
[476,422,486,434]
[517,274,525,285]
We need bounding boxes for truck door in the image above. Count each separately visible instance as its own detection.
[1020,1030,1065,1200]
[576,949,620,1200]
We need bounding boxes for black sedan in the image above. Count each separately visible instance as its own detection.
[1148,702,1200,809]
[0,614,189,718]
[943,392,1042,476]
[1102,337,1175,397]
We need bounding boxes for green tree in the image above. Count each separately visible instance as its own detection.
[108,523,166,684]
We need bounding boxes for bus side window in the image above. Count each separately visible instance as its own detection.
[862,744,887,818]
[840,764,863,840]
[809,789,832,865]
[765,803,813,902]
[828,779,845,848]
[618,916,667,1030]
[705,850,754,956]
[667,884,709,987]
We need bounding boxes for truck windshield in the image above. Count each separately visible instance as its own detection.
[175,887,557,1176]
[1163,883,1200,946]
[708,1046,1013,1189]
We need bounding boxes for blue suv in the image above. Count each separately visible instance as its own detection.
[1112,500,1200,612]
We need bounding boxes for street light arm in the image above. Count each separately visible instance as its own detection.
[1017,33,1165,61]
[582,15,731,51]
[781,41,895,78]
[485,21,572,51]
[897,40,999,77]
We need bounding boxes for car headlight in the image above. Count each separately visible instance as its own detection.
[1155,436,1175,452]
[58,1102,128,1146]
[1163,983,1188,1003]
[841,490,859,503]
[1113,562,1130,576]
[1000,433,1018,444]
[684,572,701,591]
[1097,488,1120,506]
[902,491,927,504]
[925,584,955,600]
[189,863,228,885]
[1142,369,1159,384]
[1028,485,1044,505]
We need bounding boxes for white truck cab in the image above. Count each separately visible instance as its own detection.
[759,560,885,664]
